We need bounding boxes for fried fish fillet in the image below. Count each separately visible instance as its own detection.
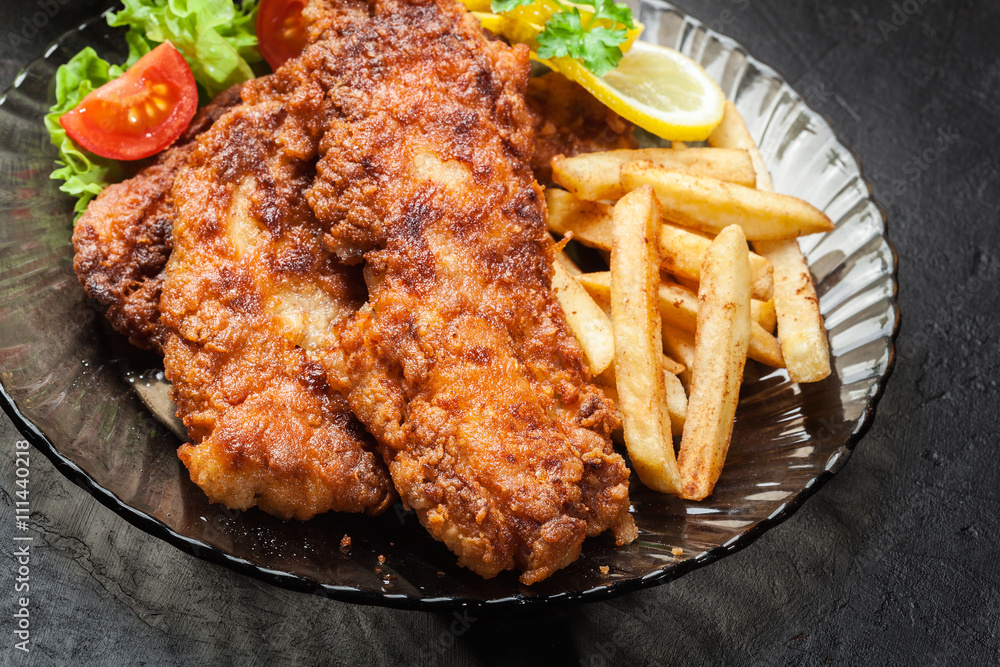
[160,85,395,520]
[284,0,634,583]
[70,0,634,571]
[72,84,244,351]
[70,78,392,519]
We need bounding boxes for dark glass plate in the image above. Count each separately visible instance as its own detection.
[0,2,898,611]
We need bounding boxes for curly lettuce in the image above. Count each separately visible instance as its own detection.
[109,0,263,98]
[47,0,262,219]
[43,48,129,218]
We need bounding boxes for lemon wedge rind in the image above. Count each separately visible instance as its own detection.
[548,41,726,142]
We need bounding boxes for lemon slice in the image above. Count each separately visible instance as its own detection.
[546,41,725,141]
[465,3,722,140]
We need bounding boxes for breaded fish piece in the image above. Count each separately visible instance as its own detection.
[292,0,634,583]
[71,84,244,351]
[160,83,395,520]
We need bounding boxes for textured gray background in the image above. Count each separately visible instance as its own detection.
[1,0,998,665]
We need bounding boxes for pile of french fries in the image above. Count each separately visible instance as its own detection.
[550,102,833,501]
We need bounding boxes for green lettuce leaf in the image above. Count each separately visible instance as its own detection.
[43,47,127,219]
[108,0,262,98]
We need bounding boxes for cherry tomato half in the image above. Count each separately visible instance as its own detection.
[60,42,197,161]
[257,0,309,70]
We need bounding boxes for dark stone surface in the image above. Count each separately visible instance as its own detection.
[0,0,997,664]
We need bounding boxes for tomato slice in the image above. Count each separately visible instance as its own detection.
[257,0,309,70]
[60,42,197,161]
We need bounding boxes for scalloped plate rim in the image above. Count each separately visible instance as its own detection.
[0,3,899,612]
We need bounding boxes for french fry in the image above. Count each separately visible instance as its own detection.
[646,279,781,368]
[620,162,835,240]
[677,225,752,501]
[597,338,686,381]
[551,259,615,376]
[581,284,693,376]
[552,148,756,201]
[547,189,774,301]
[752,240,831,381]
[709,101,831,382]
[598,361,687,435]
[556,250,583,276]
[668,272,702,296]
[596,355,685,390]
[661,354,686,376]
[576,272,784,368]
[747,316,784,368]
[707,100,772,187]
[547,189,613,246]
[609,186,681,494]
[659,224,775,300]
[663,369,687,433]
[658,280,699,330]
[548,103,832,502]
[752,298,777,334]
[661,324,695,389]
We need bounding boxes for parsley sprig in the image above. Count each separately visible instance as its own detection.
[490,0,635,76]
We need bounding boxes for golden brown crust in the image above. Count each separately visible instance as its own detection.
[71,84,245,351]
[290,0,632,583]
[68,0,634,572]
[161,84,395,520]
[525,72,637,186]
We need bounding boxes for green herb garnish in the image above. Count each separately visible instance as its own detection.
[490,0,635,76]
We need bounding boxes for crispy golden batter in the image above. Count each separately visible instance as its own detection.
[71,84,244,351]
[286,0,633,583]
[161,84,395,520]
[70,0,635,576]
[526,72,637,186]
